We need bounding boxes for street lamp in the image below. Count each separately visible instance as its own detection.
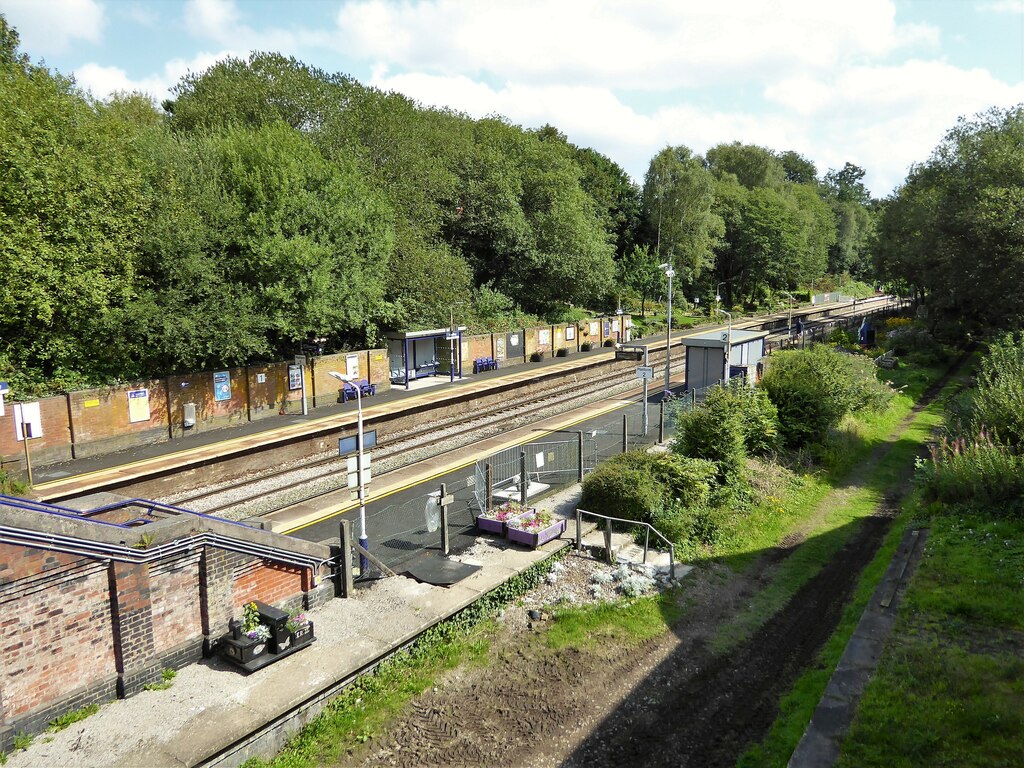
[329,371,369,573]
[782,291,796,335]
[716,308,732,383]
[659,262,675,394]
[716,281,726,307]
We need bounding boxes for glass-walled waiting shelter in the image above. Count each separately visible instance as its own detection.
[386,327,467,390]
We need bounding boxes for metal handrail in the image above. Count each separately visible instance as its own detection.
[574,507,676,580]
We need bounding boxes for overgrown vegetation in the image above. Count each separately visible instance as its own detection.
[47,703,100,732]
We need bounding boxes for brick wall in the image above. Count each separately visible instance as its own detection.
[0,538,328,749]
[0,545,115,719]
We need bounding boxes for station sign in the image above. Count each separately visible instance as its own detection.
[338,430,377,456]
[636,366,654,380]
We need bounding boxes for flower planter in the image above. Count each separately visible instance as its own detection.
[290,621,315,648]
[477,504,534,535]
[220,636,267,665]
[506,516,566,548]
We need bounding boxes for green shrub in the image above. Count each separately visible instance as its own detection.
[529,350,545,362]
[704,381,780,456]
[580,342,593,352]
[760,345,891,448]
[580,451,716,524]
[969,332,1024,449]
[916,433,1024,513]
[673,401,747,482]
[0,469,28,496]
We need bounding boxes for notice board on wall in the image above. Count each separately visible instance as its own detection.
[127,389,151,423]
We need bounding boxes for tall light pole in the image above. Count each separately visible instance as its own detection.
[716,281,726,308]
[717,308,732,383]
[783,291,796,334]
[659,262,675,394]
[329,372,369,573]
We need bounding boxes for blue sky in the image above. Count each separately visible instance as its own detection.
[2,0,1022,195]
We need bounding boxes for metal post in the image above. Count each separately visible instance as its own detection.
[20,416,33,487]
[577,431,584,482]
[665,268,673,394]
[643,526,650,564]
[338,520,354,597]
[519,450,528,508]
[658,400,665,443]
[642,346,649,436]
[300,364,308,416]
[485,463,493,515]
[622,414,628,453]
[439,482,450,555]
[604,517,614,565]
[669,543,676,581]
[355,385,369,574]
[575,509,582,551]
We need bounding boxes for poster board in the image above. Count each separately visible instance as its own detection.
[288,365,303,391]
[213,371,231,402]
[14,402,42,441]
[127,389,151,423]
[346,354,359,379]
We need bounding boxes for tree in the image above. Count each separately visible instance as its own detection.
[874,106,1024,333]
[640,146,722,287]
[617,244,662,315]
[706,142,786,190]
[778,150,818,185]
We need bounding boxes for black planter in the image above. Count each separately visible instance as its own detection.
[221,636,267,664]
[290,622,315,647]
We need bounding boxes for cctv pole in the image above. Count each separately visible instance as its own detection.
[664,268,673,394]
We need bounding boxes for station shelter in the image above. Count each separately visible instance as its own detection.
[386,327,467,390]
[683,328,768,391]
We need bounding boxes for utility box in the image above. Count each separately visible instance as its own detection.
[183,402,196,428]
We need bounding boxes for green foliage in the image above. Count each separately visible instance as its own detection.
[916,434,1024,513]
[546,593,682,651]
[706,381,781,457]
[875,106,1024,334]
[579,450,716,525]
[11,733,32,751]
[48,704,100,732]
[672,394,750,482]
[143,668,177,692]
[968,331,1024,448]
[0,469,27,496]
[760,345,892,447]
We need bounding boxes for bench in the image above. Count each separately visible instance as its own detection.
[341,379,377,403]
[473,356,499,374]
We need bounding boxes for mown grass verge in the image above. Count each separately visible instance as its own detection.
[546,591,684,651]
[834,510,1024,767]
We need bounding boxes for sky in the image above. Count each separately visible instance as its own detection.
[2,0,1023,196]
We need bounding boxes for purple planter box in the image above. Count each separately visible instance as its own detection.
[477,507,535,535]
[506,517,566,548]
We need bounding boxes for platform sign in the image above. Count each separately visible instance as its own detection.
[127,388,151,423]
[346,456,372,488]
[213,371,231,402]
[14,402,41,441]
[338,431,377,456]
[0,381,7,416]
[288,364,303,391]
[636,366,654,380]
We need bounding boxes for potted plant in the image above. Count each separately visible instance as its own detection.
[220,602,270,665]
[555,347,568,357]
[580,342,593,352]
[242,602,271,654]
[505,510,566,548]
[287,611,315,648]
[476,500,531,535]
[530,350,545,362]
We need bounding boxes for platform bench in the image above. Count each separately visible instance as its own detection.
[473,357,499,374]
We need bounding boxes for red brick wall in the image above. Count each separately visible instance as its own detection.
[149,554,202,655]
[232,559,307,610]
[0,545,115,718]
[0,395,73,469]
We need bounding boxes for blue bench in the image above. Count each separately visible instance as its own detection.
[341,379,376,403]
[473,357,499,374]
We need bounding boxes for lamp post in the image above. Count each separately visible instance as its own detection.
[717,308,732,383]
[782,291,796,335]
[659,262,675,395]
[716,281,726,308]
[329,372,369,573]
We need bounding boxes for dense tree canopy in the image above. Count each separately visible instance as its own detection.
[5,12,968,395]
[875,106,1024,334]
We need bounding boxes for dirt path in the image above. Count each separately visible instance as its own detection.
[339,357,968,768]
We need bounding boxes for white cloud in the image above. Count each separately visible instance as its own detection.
[977,0,1024,13]
[1,0,104,54]
[183,0,331,55]
[74,51,236,102]
[338,0,938,90]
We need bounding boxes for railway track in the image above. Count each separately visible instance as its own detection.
[150,297,898,521]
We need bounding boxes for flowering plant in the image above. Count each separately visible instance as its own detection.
[287,612,309,633]
[507,510,554,532]
[242,602,270,642]
[481,500,529,522]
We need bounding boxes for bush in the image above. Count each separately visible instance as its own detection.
[555,348,568,357]
[760,345,891,448]
[672,402,747,482]
[580,451,717,524]
[530,351,545,362]
[0,469,27,496]
[703,381,780,456]
[969,331,1024,449]
[916,433,1024,513]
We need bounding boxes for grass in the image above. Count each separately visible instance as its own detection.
[737,361,981,766]
[47,703,100,732]
[546,591,684,651]
[143,668,177,692]
[835,510,1024,767]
